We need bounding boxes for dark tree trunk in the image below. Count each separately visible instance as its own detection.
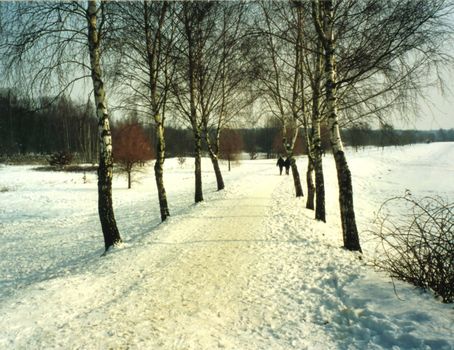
[313,149,326,222]
[205,133,225,190]
[185,13,203,204]
[210,154,225,190]
[306,157,315,209]
[312,115,326,222]
[320,0,361,252]
[194,130,203,203]
[154,122,170,221]
[283,130,303,198]
[87,0,121,252]
[127,169,131,189]
[97,159,121,251]
[334,150,361,251]
[311,37,326,222]
[290,158,304,197]
[143,2,170,222]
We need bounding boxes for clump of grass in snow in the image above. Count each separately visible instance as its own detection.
[0,186,12,193]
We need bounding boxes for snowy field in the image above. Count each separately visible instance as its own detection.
[0,142,453,349]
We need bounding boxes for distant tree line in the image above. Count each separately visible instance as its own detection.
[342,123,454,150]
[1,91,453,162]
[162,125,454,158]
[0,89,98,162]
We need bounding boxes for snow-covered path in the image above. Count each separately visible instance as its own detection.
[0,162,340,349]
[1,144,453,349]
[0,161,287,349]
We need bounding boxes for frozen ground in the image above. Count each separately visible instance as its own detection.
[0,142,453,349]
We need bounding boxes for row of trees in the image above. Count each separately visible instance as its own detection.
[1,89,451,161]
[344,124,454,149]
[1,1,452,252]
[0,90,98,161]
[253,0,453,252]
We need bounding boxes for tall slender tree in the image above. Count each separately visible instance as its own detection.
[172,2,251,195]
[258,2,304,197]
[312,0,361,251]
[200,2,251,192]
[310,45,326,221]
[310,0,452,251]
[1,1,122,251]
[108,1,174,221]
[87,0,122,251]
[173,2,213,203]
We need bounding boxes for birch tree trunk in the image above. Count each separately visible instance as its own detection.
[87,0,122,251]
[193,127,204,203]
[285,129,304,198]
[205,134,225,190]
[303,127,315,209]
[211,155,224,190]
[306,156,315,210]
[291,5,304,199]
[302,126,315,209]
[313,117,326,222]
[311,53,326,222]
[143,2,170,221]
[301,119,315,209]
[154,119,170,220]
[127,166,132,189]
[287,137,304,198]
[315,0,361,252]
[290,157,304,197]
[184,7,204,204]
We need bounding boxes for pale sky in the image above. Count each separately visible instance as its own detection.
[398,89,454,130]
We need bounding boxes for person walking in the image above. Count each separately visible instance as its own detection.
[284,157,291,175]
[276,156,285,175]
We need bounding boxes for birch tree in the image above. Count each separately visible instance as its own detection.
[108,1,174,221]
[310,0,453,251]
[171,2,213,203]
[1,1,122,251]
[258,2,304,197]
[308,44,326,221]
[200,2,252,191]
[86,1,123,251]
[312,0,361,252]
[300,5,326,221]
[172,2,251,195]
[317,0,453,134]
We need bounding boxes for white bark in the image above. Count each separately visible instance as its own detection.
[87,0,121,250]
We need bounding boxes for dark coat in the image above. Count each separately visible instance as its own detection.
[276,157,285,168]
[284,157,291,169]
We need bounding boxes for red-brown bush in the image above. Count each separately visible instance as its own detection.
[113,122,154,188]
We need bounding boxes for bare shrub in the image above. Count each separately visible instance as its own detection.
[220,129,243,171]
[0,186,11,193]
[249,151,258,160]
[113,122,154,189]
[3,154,49,165]
[48,151,74,169]
[177,156,186,167]
[371,193,453,303]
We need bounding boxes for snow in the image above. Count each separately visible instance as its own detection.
[0,142,453,349]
